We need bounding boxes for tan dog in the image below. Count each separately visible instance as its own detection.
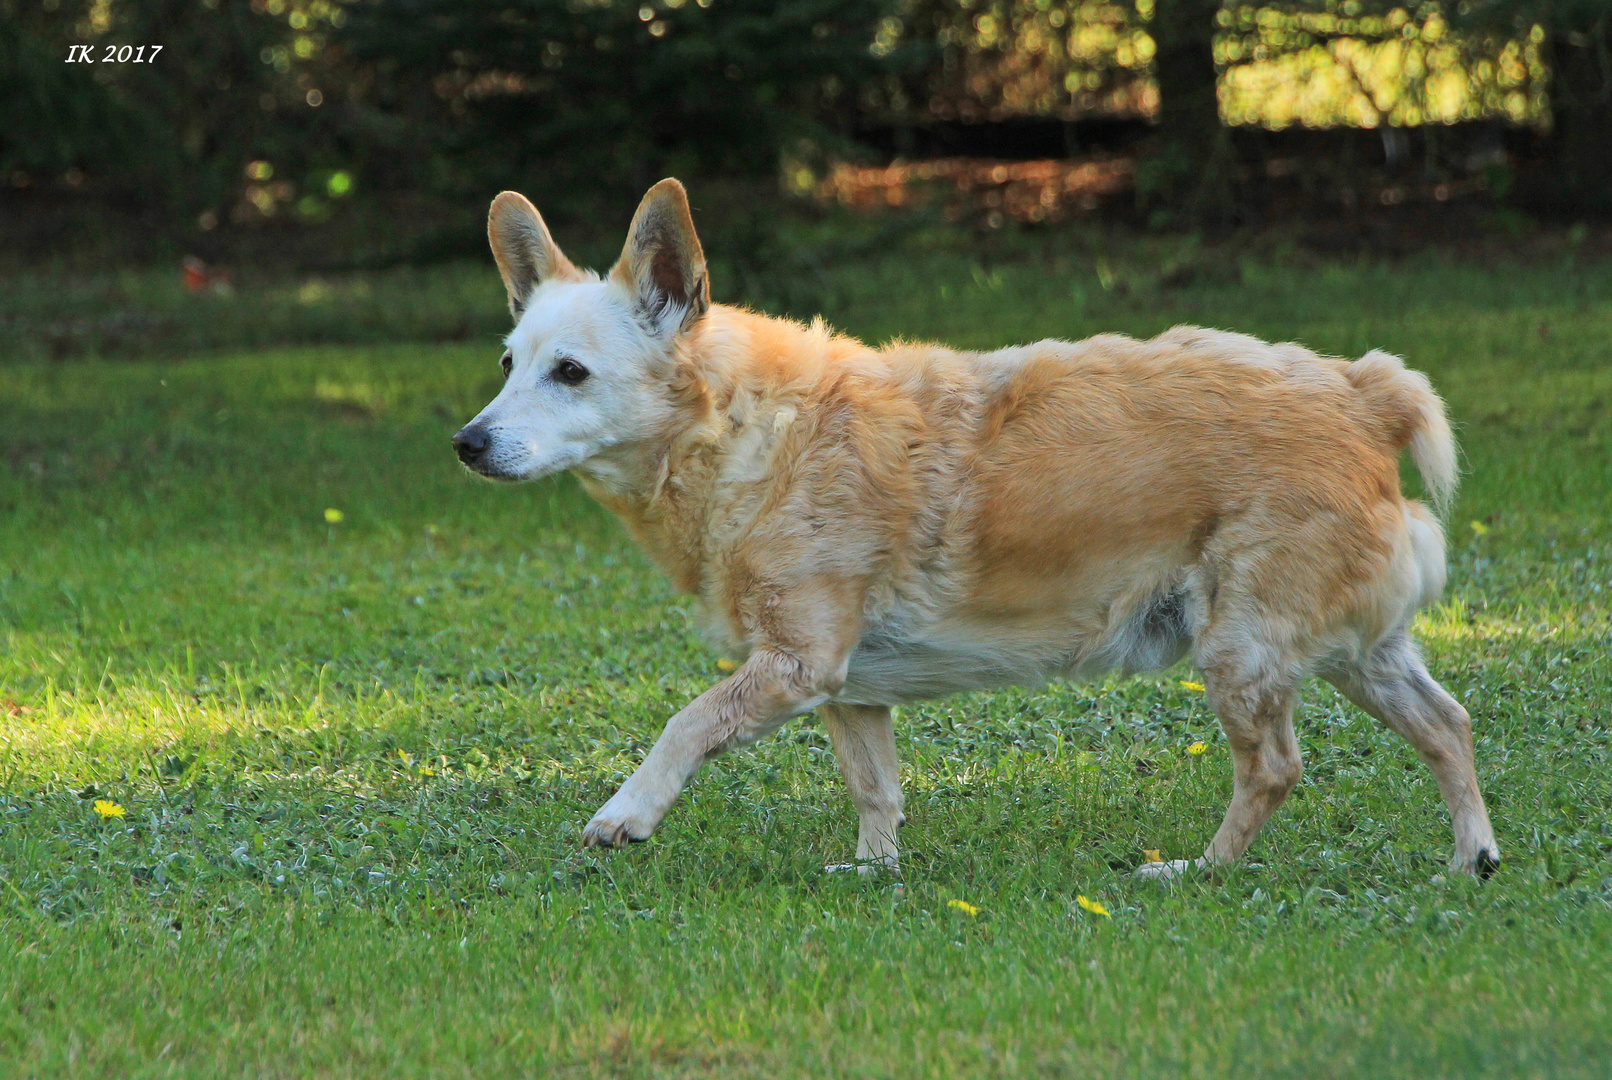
[452,178,1499,878]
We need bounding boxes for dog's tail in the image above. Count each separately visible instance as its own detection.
[1345,349,1457,518]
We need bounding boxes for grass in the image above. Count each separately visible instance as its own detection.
[2,243,1610,1077]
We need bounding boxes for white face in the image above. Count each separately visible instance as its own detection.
[457,278,674,484]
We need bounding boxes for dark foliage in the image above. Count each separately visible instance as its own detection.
[1136,0,1230,227]
[321,0,916,215]
[1,0,324,220]
[3,0,912,244]
[2,0,1606,268]
[1455,0,1612,213]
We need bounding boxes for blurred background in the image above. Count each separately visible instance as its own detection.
[2,0,1608,359]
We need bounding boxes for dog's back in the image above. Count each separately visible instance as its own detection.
[798,324,1451,706]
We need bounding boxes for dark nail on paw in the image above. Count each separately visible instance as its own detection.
[1476,850,1501,879]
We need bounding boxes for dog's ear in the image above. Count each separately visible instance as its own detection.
[611,178,708,338]
[488,191,579,318]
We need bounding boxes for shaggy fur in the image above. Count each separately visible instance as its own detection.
[454,179,1499,878]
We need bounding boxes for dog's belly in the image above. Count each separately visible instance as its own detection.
[835,588,1194,707]
[837,634,1063,706]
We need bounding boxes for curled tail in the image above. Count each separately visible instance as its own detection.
[1345,349,1457,517]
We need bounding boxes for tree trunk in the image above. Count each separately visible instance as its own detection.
[1523,27,1612,215]
[1140,0,1234,226]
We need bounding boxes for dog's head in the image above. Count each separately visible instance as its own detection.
[452,178,708,484]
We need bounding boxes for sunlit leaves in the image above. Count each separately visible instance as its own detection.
[1217,3,1548,127]
[893,1,1547,128]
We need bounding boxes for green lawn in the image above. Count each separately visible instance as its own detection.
[2,248,1610,1077]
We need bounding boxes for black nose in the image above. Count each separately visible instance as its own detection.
[452,426,489,465]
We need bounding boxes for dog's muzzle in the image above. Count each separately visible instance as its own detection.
[452,425,490,467]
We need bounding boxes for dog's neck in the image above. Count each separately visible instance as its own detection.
[569,322,724,593]
[573,417,714,597]
[572,305,849,596]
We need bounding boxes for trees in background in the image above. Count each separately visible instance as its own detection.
[1455,0,1611,213]
[885,0,1156,123]
[1,0,327,223]
[2,0,1606,249]
[2,0,913,233]
[1140,0,1227,224]
[334,0,916,215]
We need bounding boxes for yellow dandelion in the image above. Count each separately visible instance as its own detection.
[1143,849,1163,863]
[324,507,345,524]
[1180,680,1206,692]
[417,766,435,778]
[1076,894,1111,918]
[716,658,737,672]
[947,899,981,917]
[1469,520,1489,536]
[1188,741,1208,755]
[93,799,125,821]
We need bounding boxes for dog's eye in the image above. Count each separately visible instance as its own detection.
[500,350,513,378]
[552,358,590,386]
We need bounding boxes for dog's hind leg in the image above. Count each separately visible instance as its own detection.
[820,703,904,872]
[1322,633,1499,876]
[1139,642,1303,880]
[1204,668,1303,865]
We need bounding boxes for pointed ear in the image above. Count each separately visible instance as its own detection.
[488,191,579,317]
[611,178,709,337]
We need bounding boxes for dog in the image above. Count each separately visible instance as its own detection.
[452,178,1500,878]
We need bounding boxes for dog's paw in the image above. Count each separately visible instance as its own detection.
[1454,846,1502,879]
[824,858,899,877]
[1133,858,1202,882]
[581,804,656,849]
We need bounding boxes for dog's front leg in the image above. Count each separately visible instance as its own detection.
[582,646,839,848]
[821,703,904,872]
